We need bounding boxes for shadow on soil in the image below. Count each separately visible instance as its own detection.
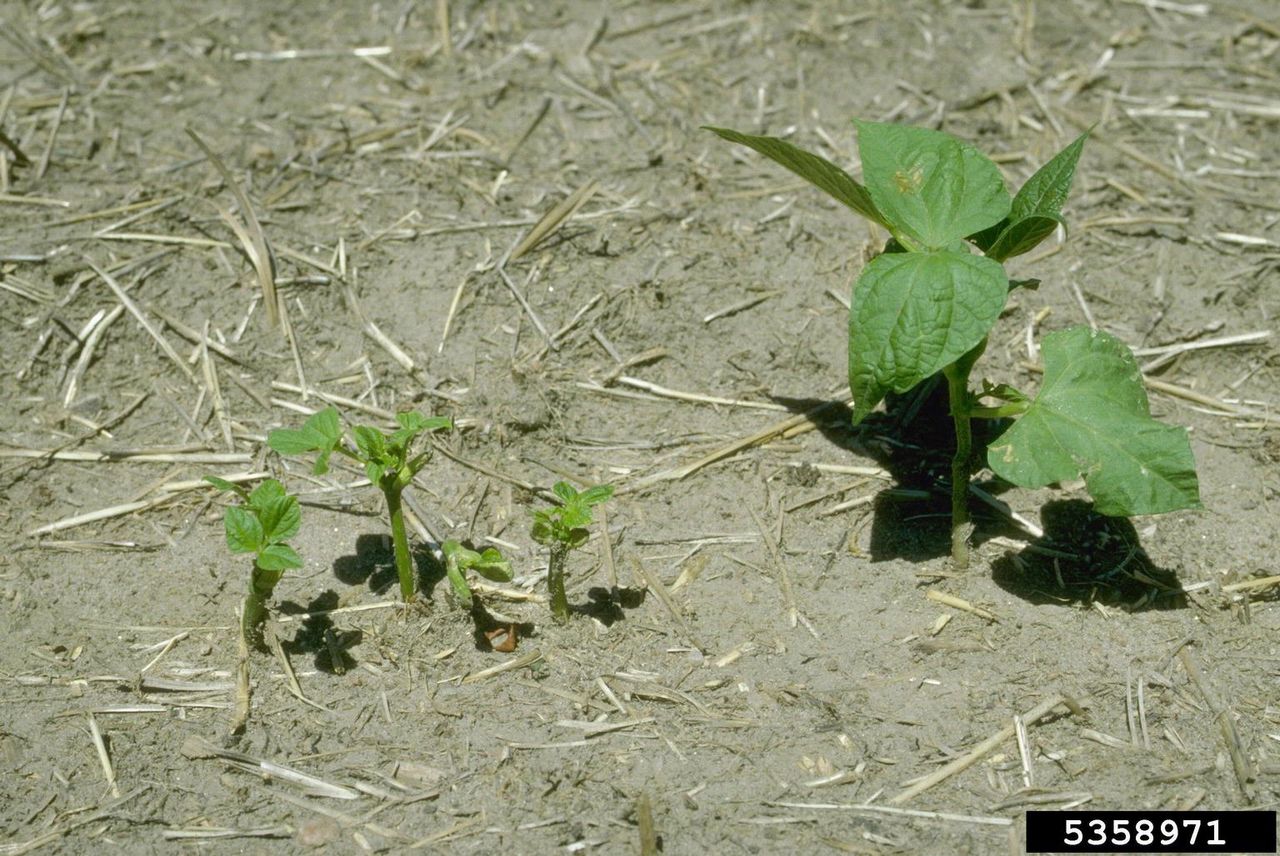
[279,590,362,674]
[773,378,1185,611]
[773,377,1019,562]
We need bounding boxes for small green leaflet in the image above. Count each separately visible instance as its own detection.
[848,251,1008,424]
[702,126,886,227]
[854,120,1010,251]
[257,543,303,571]
[224,506,263,554]
[988,326,1201,516]
[267,407,342,474]
[978,130,1089,261]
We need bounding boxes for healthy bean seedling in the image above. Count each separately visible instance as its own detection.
[204,477,302,645]
[268,407,450,601]
[707,120,1200,567]
[531,481,613,622]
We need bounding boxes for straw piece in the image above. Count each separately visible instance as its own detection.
[85,258,196,384]
[888,694,1078,804]
[509,179,599,262]
[1176,643,1254,800]
[186,128,279,327]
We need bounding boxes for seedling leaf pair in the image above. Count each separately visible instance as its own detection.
[989,327,1200,515]
[204,477,303,643]
[206,477,303,571]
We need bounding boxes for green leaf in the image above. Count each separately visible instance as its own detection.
[855,120,1010,251]
[248,478,286,508]
[268,408,342,474]
[552,481,578,503]
[578,485,614,507]
[560,505,593,530]
[531,514,555,545]
[224,506,263,554]
[257,495,301,543]
[566,527,590,550]
[204,475,248,502]
[472,548,513,582]
[985,214,1063,261]
[1010,130,1089,223]
[848,251,1009,423]
[703,126,887,227]
[257,543,303,571]
[364,461,385,486]
[353,425,387,463]
[987,326,1201,516]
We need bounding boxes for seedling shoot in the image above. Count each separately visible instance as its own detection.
[707,120,1200,568]
[531,481,613,622]
[204,477,303,645]
[268,407,450,601]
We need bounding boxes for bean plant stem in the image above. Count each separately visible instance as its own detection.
[243,563,282,645]
[384,484,415,602]
[943,363,973,570]
[548,543,570,622]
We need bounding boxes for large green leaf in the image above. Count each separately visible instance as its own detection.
[988,326,1200,516]
[849,251,1008,423]
[703,126,886,226]
[855,121,1009,251]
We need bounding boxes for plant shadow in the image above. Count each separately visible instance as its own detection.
[773,376,1022,563]
[331,533,447,600]
[990,500,1186,611]
[279,590,363,673]
[333,533,399,595]
[581,584,648,626]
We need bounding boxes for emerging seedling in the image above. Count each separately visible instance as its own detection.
[442,540,513,610]
[205,477,303,645]
[267,407,450,601]
[531,481,613,622]
[707,120,1200,568]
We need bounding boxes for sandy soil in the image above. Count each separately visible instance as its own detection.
[2,1,1279,853]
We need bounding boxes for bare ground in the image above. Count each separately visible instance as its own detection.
[1,1,1279,853]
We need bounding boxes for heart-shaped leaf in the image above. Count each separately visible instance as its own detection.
[987,326,1201,516]
[703,126,886,227]
[855,121,1010,251]
[257,543,303,571]
[849,251,1008,423]
[224,506,263,554]
[257,495,301,544]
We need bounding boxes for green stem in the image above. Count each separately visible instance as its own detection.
[943,363,973,570]
[242,562,283,646]
[384,485,415,602]
[548,543,570,622]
